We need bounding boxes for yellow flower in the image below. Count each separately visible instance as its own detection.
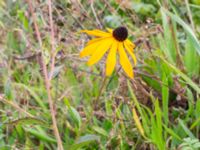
[80,26,137,78]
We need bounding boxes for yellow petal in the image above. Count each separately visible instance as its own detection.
[124,41,137,65]
[80,39,105,58]
[86,37,108,46]
[106,28,113,33]
[126,39,136,49]
[118,42,133,78]
[81,29,111,37]
[87,38,113,66]
[106,40,118,76]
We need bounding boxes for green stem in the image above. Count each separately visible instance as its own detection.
[93,76,108,109]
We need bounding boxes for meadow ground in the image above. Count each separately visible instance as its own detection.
[0,0,200,150]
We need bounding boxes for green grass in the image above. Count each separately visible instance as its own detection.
[0,0,200,149]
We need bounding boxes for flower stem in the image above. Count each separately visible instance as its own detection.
[93,76,108,109]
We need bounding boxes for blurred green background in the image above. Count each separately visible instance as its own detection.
[0,0,200,149]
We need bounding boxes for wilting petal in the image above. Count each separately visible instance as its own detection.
[124,41,137,65]
[81,29,111,37]
[87,38,113,66]
[106,40,118,76]
[118,42,133,78]
[132,108,145,137]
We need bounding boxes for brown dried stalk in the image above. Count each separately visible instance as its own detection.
[48,0,57,80]
[26,0,64,149]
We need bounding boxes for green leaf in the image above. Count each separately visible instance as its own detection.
[190,117,200,129]
[163,8,200,55]
[64,98,82,128]
[161,71,169,126]
[4,79,14,100]
[178,119,195,139]
[92,126,109,137]
[65,68,81,104]
[7,117,48,127]
[7,31,20,53]
[163,125,182,141]
[184,37,200,77]
[17,10,29,31]
[157,55,200,94]
[70,134,100,150]
[132,2,156,16]
[161,8,177,64]
[25,127,56,143]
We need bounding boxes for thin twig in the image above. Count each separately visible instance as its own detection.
[185,0,195,31]
[90,0,102,29]
[13,53,39,60]
[26,0,42,48]
[0,95,34,117]
[170,21,184,69]
[26,1,64,149]
[48,0,57,80]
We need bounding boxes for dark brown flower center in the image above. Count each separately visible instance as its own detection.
[112,26,128,42]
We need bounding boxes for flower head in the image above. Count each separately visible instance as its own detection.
[80,26,137,78]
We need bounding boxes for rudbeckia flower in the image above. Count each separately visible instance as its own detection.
[80,26,137,78]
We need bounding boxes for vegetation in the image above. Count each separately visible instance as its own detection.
[0,0,200,149]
